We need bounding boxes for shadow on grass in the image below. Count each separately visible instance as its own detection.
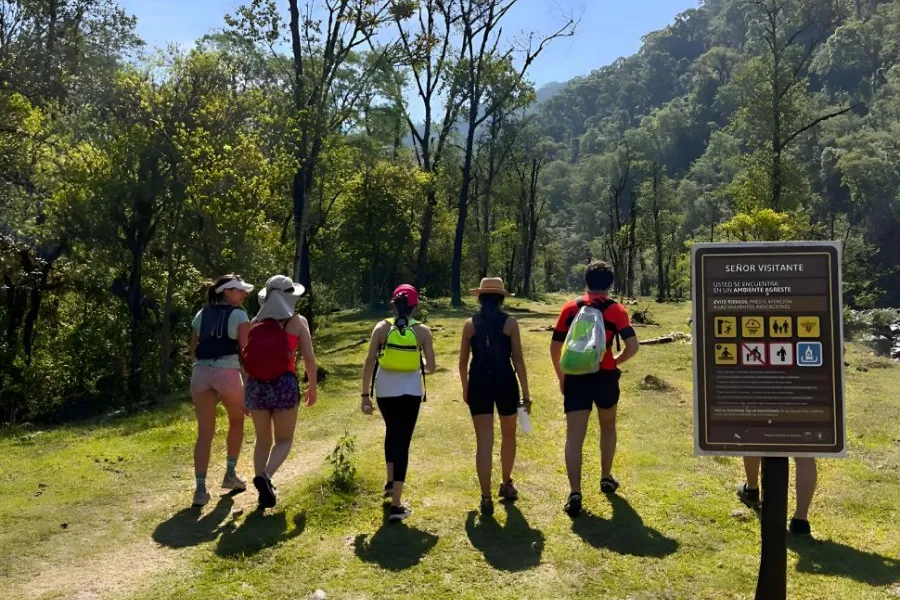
[152,493,236,549]
[465,502,545,571]
[789,534,900,586]
[572,495,679,558]
[354,506,439,571]
[215,509,306,558]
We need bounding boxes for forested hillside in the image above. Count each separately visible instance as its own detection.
[2,0,898,422]
[535,0,900,304]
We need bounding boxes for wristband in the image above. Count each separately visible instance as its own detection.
[361,393,370,398]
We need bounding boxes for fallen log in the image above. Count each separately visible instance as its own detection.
[322,339,367,355]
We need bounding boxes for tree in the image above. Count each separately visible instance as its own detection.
[449,0,574,305]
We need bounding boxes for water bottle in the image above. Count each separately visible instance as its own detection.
[517,399,532,434]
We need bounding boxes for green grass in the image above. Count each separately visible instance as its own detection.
[1,299,898,599]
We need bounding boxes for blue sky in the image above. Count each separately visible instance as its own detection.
[120,0,697,117]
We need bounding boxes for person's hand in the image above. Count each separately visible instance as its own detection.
[361,396,374,415]
[558,375,565,396]
[462,388,469,405]
[521,397,532,414]
[304,386,317,407]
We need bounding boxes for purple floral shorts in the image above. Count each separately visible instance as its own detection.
[245,372,300,411]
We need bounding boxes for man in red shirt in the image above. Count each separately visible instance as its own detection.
[550,261,639,516]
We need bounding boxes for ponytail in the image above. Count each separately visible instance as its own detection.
[478,293,505,325]
[208,273,239,305]
[393,294,413,327]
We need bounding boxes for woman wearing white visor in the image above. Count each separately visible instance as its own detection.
[189,274,255,507]
[242,275,318,509]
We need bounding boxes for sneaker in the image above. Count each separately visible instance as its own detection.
[600,476,619,495]
[192,488,210,508]
[737,483,761,509]
[564,492,582,517]
[480,496,494,516]
[253,474,277,509]
[498,480,519,501]
[789,518,811,536]
[388,504,412,521]
[222,473,247,491]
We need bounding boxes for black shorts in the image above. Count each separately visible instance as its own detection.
[563,369,621,413]
[468,371,519,417]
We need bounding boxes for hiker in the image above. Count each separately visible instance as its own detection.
[550,261,639,517]
[458,278,531,515]
[243,275,318,509]
[189,274,255,507]
[360,284,436,521]
[738,458,817,535]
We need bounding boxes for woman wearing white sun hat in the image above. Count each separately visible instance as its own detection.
[189,274,256,507]
[242,275,318,509]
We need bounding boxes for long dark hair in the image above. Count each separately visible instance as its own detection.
[478,293,505,324]
[208,273,240,305]
[393,294,414,327]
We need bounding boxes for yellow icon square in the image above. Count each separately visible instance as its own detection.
[769,316,793,338]
[797,316,820,338]
[714,316,737,338]
[741,316,765,338]
[714,343,738,365]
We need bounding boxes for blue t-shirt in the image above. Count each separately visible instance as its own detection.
[192,307,249,369]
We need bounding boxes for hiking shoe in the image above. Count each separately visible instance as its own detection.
[564,492,582,517]
[480,496,494,516]
[383,482,394,498]
[192,488,210,508]
[253,474,277,509]
[789,518,812,536]
[737,483,761,509]
[388,504,412,521]
[222,473,247,491]
[498,481,519,501]
[600,476,619,495]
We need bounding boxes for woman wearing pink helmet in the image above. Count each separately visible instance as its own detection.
[360,284,436,521]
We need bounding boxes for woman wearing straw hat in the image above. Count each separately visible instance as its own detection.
[189,274,255,507]
[459,278,531,515]
[243,275,318,509]
[360,284,436,521]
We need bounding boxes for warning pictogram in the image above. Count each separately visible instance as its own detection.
[769,317,792,338]
[715,343,738,365]
[797,316,820,338]
[714,316,737,338]
[741,342,767,366]
[741,316,765,338]
[770,342,793,366]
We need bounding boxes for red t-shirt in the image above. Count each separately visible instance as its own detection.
[552,294,636,371]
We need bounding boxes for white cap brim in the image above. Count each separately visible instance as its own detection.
[216,280,255,294]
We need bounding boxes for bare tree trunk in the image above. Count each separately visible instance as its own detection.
[451,122,477,306]
[159,230,177,395]
[626,190,638,298]
[652,164,666,301]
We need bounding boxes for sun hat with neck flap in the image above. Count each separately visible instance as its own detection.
[256,275,306,321]
[469,277,513,297]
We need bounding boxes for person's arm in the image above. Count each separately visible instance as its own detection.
[419,326,436,374]
[189,333,199,362]
[361,322,386,414]
[508,318,530,404]
[459,319,474,405]
[236,322,250,350]
[550,302,574,396]
[294,316,317,407]
[615,336,639,365]
[611,304,639,367]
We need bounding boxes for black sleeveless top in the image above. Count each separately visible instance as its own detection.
[469,312,514,379]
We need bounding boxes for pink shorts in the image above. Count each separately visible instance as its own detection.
[191,366,244,398]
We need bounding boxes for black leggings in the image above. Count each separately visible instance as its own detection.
[376,395,422,482]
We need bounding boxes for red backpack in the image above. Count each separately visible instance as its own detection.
[242,319,292,382]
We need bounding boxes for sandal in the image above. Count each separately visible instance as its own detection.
[564,492,582,517]
[600,476,619,495]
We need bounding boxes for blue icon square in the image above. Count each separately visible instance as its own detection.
[797,342,823,367]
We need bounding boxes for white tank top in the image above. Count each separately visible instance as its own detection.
[374,368,423,399]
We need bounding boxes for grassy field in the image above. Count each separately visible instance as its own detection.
[1,298,898,600]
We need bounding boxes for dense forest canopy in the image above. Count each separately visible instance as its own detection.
[1,0,898,422]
